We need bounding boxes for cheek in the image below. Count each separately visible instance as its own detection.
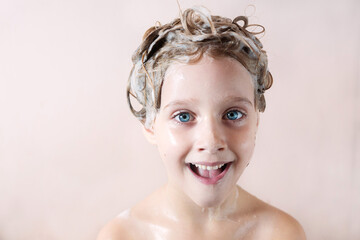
[227,126,256,159]
[156,125,192,163]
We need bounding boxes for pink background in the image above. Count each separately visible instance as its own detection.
[0,0,359,239]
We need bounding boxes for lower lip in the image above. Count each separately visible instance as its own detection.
[187,163,232,185]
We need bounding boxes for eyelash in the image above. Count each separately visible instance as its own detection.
[223,109,246,121]
[172,111,195,124]
[172,109,246,124]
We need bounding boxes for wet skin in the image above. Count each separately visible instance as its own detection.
[97,56,306,240]
[148,55,259,209]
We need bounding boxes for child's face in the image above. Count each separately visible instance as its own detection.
[146,56,258,207]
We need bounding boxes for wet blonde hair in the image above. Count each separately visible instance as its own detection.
[127,6,273,128]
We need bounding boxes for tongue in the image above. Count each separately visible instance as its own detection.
[198,167,223,178]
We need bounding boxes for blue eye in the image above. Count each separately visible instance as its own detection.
[226,110,243,120]
[175,112,191,122]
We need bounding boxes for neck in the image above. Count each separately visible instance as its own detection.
[160,182,241,227]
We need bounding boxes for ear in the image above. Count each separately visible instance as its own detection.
[254,111,260,135]
[142,125,157,145]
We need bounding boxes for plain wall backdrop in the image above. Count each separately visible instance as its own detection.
[0,0,359,239]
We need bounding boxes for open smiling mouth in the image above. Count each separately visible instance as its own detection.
[187,162,232,185]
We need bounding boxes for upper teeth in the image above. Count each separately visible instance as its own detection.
[193,163,225,170]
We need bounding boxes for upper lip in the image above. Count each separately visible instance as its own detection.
[186,161,232,166]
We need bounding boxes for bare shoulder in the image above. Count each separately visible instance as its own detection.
[97,188,165,240]
[266,208,306,240]
[96,216,134,240]
[255,201,306,240]
[237,187,306,240]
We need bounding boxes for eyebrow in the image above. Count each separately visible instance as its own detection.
[223,96,254,107]
[162,98,198,111]
[162,96,253,110]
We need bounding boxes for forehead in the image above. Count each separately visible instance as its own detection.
[161,56,255,106]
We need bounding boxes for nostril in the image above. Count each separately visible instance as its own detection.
[197,147,225,152]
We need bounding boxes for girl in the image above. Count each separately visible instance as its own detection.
[98,6,306,240]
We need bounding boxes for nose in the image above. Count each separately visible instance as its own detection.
[195,116,226,153]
